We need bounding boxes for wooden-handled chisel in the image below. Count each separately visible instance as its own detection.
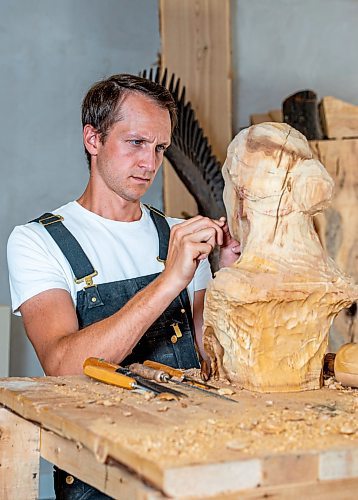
[143,360,218,389]
[83,357,186,398]
[142,360,238,403]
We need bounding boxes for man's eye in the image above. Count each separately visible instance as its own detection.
[129,140,143,146]
[156,145,167,153]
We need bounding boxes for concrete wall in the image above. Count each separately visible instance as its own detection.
[232,0,358,131]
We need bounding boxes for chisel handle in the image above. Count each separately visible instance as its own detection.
[83,357,119,372]
[128,363,170,382]
[83,363,135,390]
[143,360,184,380]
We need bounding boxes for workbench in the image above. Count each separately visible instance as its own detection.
[0,375,357,499]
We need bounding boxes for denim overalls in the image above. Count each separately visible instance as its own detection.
[33,205,200,499]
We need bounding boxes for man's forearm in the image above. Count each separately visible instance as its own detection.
[37,273,181,376]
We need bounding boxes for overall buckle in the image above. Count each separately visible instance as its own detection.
[74,271,98,288]
[39,214,64,226]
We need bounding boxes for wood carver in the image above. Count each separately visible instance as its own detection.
[203,123,358,392]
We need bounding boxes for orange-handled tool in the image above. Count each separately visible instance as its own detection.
[83,363,137,390]
[83,357,186,397]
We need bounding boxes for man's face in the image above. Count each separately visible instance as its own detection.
[90,92,171,203]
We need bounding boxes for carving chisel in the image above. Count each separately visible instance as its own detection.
[143,360,218,388]
[83,358,186,398]
[141,361,238,403]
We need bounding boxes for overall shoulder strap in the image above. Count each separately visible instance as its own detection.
[144,205,194,326]
[30,213,97,285]
[144,205,170,263]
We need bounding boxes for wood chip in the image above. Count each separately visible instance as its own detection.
[157,392,180,401]
[339,425,357,435]
[123,411,132,417]
[157,406,169,412]
[226,439,251,451]
[218,388,235,396]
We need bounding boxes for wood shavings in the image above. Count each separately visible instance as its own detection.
[123,411,132,417]
[226,439,252,451]
[156,392,180,401]
[144,392,155,401]
[157,406,169,413]
[339,424,357,435]
[218,388,235,396]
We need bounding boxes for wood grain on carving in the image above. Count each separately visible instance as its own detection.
[159,0,232,217]
[203,123,358,392]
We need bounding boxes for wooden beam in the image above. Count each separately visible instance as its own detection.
[0,408,40,499]
[41,429,163,500]
[159,0,232,217]
[320,96,358,139]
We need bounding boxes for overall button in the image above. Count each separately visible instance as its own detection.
[66,475,74,485]
[91,297,97,303]
[171,335,178,344]
[180,308,185,314]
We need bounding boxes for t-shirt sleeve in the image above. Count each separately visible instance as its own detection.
[193,257,212,291]
[7,225,71,315]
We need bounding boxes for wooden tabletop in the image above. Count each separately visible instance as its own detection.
[0,375,357,498]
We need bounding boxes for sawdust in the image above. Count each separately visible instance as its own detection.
[118,382,358,467]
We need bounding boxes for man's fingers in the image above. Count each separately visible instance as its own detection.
[172,216,224,245]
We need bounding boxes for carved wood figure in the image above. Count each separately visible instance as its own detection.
[203,123,358,392]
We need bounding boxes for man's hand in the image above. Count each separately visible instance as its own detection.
[218,217,241,268]
[163,215,224,292]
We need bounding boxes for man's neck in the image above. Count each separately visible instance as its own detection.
[77,185,142,222]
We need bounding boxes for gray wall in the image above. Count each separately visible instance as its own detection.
[1,0,161,375]
[0,1,160,497]
[232,0,358,131]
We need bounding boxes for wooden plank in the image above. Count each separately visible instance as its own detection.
[236,477,358,499]
[250,113,272,125]
[41,429,163,500]
[320,96,358,139]
[0,376,358,497]
[310,138,358,348]
[268,109,283,122]
[0,305,10,377]
[159,0,232,217]
[0,408,40,499]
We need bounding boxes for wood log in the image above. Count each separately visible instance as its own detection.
[319,96,358,139]
[203,122,358,392]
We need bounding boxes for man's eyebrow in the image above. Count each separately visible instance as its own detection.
[126,133,170,146]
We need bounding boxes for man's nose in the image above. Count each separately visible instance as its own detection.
[140,146,157,171]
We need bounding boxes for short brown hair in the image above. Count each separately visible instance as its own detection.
[81,73,177,166]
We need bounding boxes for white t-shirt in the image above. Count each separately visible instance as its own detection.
[7,201,212,315]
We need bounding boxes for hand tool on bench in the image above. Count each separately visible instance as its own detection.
[141,361,238,403]
[143,360,218,389]
[83,357,187,398]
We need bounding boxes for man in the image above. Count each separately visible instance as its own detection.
[7,74,239,498]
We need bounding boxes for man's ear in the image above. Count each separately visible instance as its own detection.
[83,125,100,157]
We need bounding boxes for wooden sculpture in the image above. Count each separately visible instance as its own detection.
[203,123,358,392]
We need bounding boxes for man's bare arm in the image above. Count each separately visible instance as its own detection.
[20,216,223,376]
